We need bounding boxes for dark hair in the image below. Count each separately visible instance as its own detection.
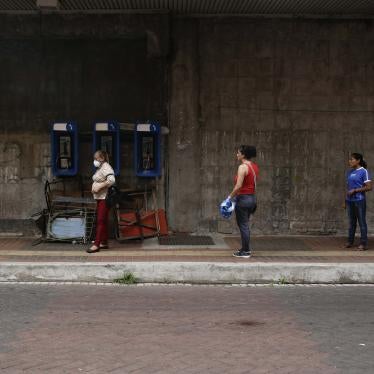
[238,145,257,160]
[351,153,367,169]
[94,150,109,163]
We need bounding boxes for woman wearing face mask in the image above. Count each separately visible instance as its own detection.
[345,153,372,250]
[87,150,116,254]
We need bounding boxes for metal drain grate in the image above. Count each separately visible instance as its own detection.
[158,235,215,246]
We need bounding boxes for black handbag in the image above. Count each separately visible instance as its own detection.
[104,174,120,208]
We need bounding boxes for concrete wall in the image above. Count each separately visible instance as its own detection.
[2,14,374,236]
[0,14,168,234]
[169,18,374,235]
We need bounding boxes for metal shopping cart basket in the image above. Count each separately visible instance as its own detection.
[32,179,96,245]
[46,196,96,244]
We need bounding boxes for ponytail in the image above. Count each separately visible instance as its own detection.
[351,153,368,169]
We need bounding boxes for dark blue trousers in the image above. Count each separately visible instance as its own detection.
[234,194,257,252]
[347,200,368,246]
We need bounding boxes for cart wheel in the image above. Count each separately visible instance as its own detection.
[31,238,44,246]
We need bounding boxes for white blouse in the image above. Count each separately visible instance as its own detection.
[92,162,116,200]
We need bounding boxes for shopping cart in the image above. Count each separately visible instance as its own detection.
[46,195,97,244]
[32,179,96,245]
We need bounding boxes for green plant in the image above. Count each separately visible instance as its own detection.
[113,272,137,285]
[278,276,289,285]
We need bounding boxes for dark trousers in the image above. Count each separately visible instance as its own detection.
[94,199,110,246]
[235,194,257,252]
[347,200,368,245]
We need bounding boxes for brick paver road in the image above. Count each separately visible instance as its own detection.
[0,284,373,373]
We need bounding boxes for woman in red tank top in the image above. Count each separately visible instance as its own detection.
[227,145,259,258]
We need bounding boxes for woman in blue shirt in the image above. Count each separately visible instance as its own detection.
[345,153,372,250]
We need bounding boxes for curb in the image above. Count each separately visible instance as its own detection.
[0,262,374,284]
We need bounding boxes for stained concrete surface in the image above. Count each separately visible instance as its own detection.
[0,13,168,235]
[1,15,374,237]
[169,18,374,234]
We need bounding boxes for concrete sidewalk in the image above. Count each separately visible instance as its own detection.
[0,235,373,284]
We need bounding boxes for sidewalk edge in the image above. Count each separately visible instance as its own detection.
[0,262,373,284]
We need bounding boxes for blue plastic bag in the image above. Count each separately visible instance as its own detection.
[219,198,236,219]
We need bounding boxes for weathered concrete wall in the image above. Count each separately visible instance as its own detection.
[168,19,202,232]
[169,18,374,235]
[0,14,168,234]
[2,14,374,236]
[0,135,50,233]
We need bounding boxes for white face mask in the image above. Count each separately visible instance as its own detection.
[93,160,101,168]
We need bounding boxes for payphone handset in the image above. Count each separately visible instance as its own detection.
[51,122,79,177]
[58,135,72,169]
[142,136,155,170]
[93,122,120,176]
[135,123,161,177]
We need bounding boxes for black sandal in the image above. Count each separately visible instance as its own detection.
[86,245,100,254]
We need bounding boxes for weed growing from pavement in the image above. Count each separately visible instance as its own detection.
[278,276,289,285]
[113,272,137,285]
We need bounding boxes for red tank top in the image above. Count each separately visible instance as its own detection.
[234,162,259,195]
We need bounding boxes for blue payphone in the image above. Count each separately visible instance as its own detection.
[51,122,78,176]
[93,121,120,176]
[134,122,161,177]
